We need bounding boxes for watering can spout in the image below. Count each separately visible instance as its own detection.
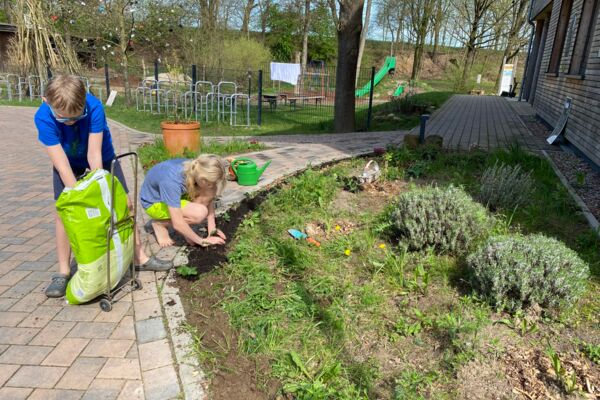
[257,160,272,178]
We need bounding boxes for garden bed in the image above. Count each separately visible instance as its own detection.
[176,146,600,399]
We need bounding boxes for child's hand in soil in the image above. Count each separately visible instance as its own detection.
[203,236,225,246]
[210,229,227,241]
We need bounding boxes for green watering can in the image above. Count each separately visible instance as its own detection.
[231,157,271,186]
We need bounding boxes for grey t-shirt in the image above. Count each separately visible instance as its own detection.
[140,158,187,209]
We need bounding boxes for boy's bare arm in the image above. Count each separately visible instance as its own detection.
[46,145,77,187]
[168,207,224,246]
[87,133,103,170]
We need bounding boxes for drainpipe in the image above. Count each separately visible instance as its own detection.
[519,0,536,101]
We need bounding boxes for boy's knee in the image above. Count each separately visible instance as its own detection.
[185,204,208,224]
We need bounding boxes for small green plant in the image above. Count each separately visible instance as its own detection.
[468,234,590,312]
[406,161,427,178]
[546,348,579,394]
[393,316,423,337]
[407,263,430,294]
[495,312,539,336]
[393,369,437,399]
[220,211,231,222]
[580,342,600,364]
[392,186,492,254]
[478,161,533,211]
[176,265,198,278]
[575,170,586,186]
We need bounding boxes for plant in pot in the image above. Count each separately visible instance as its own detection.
[160,86,200,156]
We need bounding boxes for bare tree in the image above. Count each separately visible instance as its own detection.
[333,0,364,133]
[494,0,529,90]
[301,0,311,68]
[241,0,257,36]
[355,0,372,83]
[408,0,436,80]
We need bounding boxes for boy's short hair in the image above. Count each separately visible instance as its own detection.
[45,75,86,116]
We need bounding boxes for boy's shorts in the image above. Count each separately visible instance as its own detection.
[53,159,128,201]
[144,200,190,220]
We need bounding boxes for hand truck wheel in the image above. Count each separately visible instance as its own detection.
[99,298,112,312]
[133,278,143,290]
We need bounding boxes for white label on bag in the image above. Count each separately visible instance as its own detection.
[86,208,101,219]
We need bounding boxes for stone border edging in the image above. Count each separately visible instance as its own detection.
[542,150,600,237]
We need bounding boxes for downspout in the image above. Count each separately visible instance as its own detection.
[519,0,536,101]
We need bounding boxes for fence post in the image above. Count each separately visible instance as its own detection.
[191,64,197,113]
[419,114,430,144]
[104,63,110,94]
[154,61,159,82]
[257,69,263,126]
[366,66,375,131]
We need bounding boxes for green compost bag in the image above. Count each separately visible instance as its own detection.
[56,169,134,305]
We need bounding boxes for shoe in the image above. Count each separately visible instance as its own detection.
[45,274,69,298]
[136,256,173,272]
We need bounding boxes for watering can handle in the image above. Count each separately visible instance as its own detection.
[231,157,255,175]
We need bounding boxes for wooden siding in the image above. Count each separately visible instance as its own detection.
[530,0,600,166]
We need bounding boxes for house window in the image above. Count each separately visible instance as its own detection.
[569,0,600,75]
[548,0,574,74]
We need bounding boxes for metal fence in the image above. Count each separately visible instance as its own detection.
[0,61,382,131]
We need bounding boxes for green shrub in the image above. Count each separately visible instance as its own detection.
[479,162,533,211]
[468,234,589,312]
[391,186,491,254]
[221,38,272,70]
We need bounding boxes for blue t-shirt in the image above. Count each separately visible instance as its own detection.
[35,93,116,169]
[140,158,188,209]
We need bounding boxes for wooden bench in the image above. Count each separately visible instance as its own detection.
[261,94,279,110]
[287,95,325,110]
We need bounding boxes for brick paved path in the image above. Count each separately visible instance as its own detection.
[424,95,554,152]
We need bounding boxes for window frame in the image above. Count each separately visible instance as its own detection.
[568,0,600,76]
[547,0,575,75]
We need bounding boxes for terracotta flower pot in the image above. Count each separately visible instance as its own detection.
[160,121,201,156]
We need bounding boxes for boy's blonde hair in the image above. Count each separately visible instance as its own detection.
[45,75,86,116]
[183,154,227,201]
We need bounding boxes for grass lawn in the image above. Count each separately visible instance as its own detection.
[138,137,267,170]
[178,145,600,399]
[0,89,453,136]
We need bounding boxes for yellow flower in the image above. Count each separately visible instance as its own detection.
[378,243,386,249]
[344,249,351,256]
[335,225,341,231]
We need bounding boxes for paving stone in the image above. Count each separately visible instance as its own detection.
[142,365,180,400]
[28,388,85,400]
[30,321,76,346]
[81,339,134,358]
[133,297,161,321]
[109,316,135,340]
[138,338,173,371]
[57,357,107,391]
[0,311,28,327]
[9,292,47,312]
[82,379,124,400]
[6,365,67,388]
[116,380,144,400]
[42,337,90,366]
[68,322,117,339]
[18,305,62,328]
[0,326,40,345]
[0,345,53,365]
[132,281,158,302]
[0,387,33,400]
[135,317,166,344]
[97,358,141,380]
[1,279,40,298]
[93,302,131,323]
[0,363,20,386]
[0,270,30,286]
[0,260,22,275]
[15,261,55,272]
[0,297,18,311]
[22,270,55,282]
[54,306,101,322]
[126,344,139,359]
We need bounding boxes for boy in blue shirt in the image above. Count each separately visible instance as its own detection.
[35,74,172,298]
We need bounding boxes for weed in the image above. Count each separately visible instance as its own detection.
[393,316,423,338]
[393,369,437,399]
[546,347,580,394]
[495,312,539,336]
[580,342,600,364]
[348,359,380,394]
[221,211,231,222]
[176,265,198,278]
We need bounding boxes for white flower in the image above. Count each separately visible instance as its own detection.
[110,51,115,55]
[102,46,106,50]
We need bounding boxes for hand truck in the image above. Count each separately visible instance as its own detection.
[99,152,143,312]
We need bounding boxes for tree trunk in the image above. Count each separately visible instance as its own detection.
[432,2,443,62]
[301,0,311,68]
[118,11,131,105]
[355,0,372,84]
[334,0,364,133]
[411,38,424,80]
[241,0,255,37]
[4,0,11,23]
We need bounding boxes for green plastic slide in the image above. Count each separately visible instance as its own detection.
[56,169,133,305]
[355,56,396,97]
[393,85,404,97]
